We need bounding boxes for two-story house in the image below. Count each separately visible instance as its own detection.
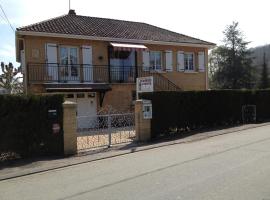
[15,9,215,118]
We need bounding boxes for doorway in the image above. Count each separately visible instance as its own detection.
[59,46,80,82]
[110,50,136,83]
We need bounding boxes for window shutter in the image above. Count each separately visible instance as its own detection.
[82,45,93,82]
[177,51,184,71]
[198,51,205,72]
[142,51,150,71]
[165,50,173,72]
[46,43,58,80]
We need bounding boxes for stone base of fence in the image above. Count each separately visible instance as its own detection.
[135,100,151,142]
[63,101,77,155]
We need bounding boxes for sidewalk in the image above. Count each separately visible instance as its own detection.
[1,122,270,181]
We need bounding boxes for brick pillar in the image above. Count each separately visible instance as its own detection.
[135,100,151,142]
[63,101,77,155]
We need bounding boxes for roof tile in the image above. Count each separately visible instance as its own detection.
[17,14,215,46]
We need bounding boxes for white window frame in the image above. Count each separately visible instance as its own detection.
[150,51,162,71]
[184,52,195,72]
[59,45,80,81]
[59,45,79,65]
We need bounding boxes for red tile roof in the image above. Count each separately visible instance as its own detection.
[17,11,215,46]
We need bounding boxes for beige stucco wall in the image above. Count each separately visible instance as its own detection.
[101,84,136,112]
[23,35,109,66]
[137,44,208,91]
[21,35,209,93]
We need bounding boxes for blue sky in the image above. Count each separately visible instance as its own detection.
[1,0,270,67]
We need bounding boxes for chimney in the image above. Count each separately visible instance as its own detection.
[68,9,76,15]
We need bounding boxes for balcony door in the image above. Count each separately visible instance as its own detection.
[110,50,135,83]
[59,46,80,82]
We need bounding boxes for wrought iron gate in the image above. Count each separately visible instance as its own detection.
[77,112,136,152]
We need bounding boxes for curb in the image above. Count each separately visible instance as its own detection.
[1,122,270,181]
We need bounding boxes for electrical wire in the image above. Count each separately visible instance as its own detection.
[0,3,15,32]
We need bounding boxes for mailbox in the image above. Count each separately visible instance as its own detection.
[142,100,152,119]
[48,109,57,120]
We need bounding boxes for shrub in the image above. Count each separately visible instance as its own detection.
[141,90,270,138]
[0,94,64,159]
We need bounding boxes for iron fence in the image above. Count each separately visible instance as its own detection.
[77,113,136,151]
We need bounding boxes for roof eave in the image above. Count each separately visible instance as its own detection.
[16,30,216,49]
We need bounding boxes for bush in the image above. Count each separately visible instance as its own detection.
[141,90,270,139]
[0,94,64,159]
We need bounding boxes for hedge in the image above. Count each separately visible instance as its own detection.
[0,94,64,160]
[141,90,270,138]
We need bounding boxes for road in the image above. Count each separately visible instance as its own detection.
[1,125,270,200]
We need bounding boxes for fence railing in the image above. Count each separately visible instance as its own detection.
[27,63,181,91]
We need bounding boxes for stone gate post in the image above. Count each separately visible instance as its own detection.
[135,100,151,142]
[63,101,77,155]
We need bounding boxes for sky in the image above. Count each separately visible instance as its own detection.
[0,0,270,66]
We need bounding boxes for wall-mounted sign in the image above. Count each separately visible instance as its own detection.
[143,100,152,119]
[52,123,61,134]
[136,76,154,93]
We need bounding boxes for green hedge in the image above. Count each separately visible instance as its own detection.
[141,90,270,138]
[0,94,64,159]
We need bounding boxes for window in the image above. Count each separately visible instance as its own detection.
[150,51,162,70]
[65,94,74,98]
[184,53,194,71]
[59,46,79,77]
[77,93,85,98]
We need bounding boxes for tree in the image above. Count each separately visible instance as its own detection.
[0,62,23,94]
[259,52,269,89]
[209,22,255,89]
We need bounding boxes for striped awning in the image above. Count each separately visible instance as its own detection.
[110,42,148,51]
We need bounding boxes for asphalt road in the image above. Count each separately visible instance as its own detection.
[1,125,270,200]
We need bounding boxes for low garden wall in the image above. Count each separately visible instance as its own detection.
[0,94,64,161]
[141,90,270,139]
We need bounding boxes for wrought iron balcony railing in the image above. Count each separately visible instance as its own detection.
[27,63,181,91]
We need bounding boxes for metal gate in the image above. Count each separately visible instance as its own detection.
[77,112,136,152]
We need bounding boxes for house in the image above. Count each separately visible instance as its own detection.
[15,9,215,118]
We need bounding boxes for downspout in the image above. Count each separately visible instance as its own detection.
[205,49,209,90]
[108,46,111,83]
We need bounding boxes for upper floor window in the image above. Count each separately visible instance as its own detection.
[184,53,194,71]
[60,46,79,77]
[150,51,162,70]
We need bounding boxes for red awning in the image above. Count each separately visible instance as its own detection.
[110,42,148,51]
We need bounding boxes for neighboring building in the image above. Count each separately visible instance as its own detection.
[15,9,215,117]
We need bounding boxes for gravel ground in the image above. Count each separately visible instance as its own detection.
[77,129,136,151]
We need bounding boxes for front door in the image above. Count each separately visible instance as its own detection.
[59,47,80,82]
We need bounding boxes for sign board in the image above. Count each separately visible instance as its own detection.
[136,76,154,93]
[52,123,61,134]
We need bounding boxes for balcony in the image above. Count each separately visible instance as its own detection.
[27,63,137,84]
[27,63,181,91]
